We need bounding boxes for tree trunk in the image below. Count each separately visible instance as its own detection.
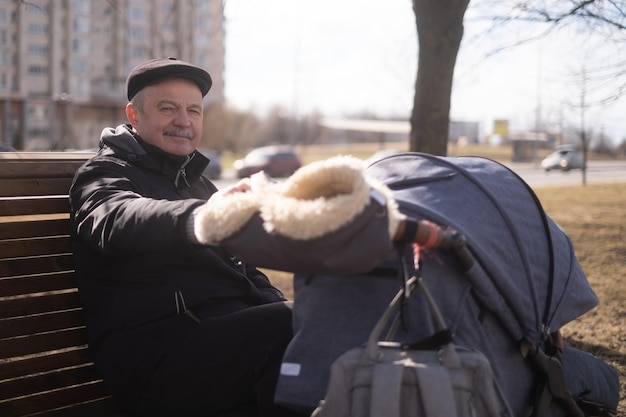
[410,0,470,155]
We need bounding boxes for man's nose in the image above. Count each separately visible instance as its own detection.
[174,109,191,126]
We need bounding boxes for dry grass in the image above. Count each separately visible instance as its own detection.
[262,182,626,414]
[536,183,626,415]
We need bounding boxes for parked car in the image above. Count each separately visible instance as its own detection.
[541,149,584,172]
[0,143,15,152]
[198,149,222,180]
[234,146,302,178]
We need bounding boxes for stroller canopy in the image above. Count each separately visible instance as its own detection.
[365,153,598,344]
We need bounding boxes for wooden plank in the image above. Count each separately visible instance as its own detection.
[0,152,93,161]
[0,196,70,217]
[24,397,125,417]
[0,253,74,278]
[0,286,81,318]
[0,218,70,240]
[0,327,89,359]
[0,236,71,259]
[0,178,74,197]
[0,153,90,179]
[0,380,113,417]
[0,363,101,401]
[0,347,92,381]
[0,272,77,298]
[0,308,85,339]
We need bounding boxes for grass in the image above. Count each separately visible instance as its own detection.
[536,183,626,416]
[261,181,626,415]
[221,142,537,167]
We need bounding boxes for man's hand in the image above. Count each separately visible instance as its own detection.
[211,177,252,200]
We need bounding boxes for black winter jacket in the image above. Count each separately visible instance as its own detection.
[69,125,285,398]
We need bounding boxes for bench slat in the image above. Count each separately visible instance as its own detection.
[0,196,70,217]
[20,397,124,417]
[0,254,74,277]
[0,362,101,401]
[1,308,86,339]
[0,218,70,240]
[0,380,115,417]
[0,154,87,179]
[0,178,75,197]
[0,347,92,381]
[0,235,71,259]
[0,278,81,319]
[0,327,89,359]
[0,288,81,319]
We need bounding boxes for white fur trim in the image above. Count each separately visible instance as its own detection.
[193,155,405,244]
[261,156,372,240]
[194,190,262,245]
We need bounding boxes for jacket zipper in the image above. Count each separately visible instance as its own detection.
[175,154,194,188]
[175,290,201,323]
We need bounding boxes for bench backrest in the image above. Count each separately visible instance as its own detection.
[0,153,124,417]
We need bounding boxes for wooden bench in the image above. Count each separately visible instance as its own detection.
[0,152,125,417]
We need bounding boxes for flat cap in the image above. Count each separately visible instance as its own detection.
[126,57,212,100]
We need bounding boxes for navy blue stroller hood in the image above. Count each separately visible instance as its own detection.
[274,153,612,416]
[365,152,597,345]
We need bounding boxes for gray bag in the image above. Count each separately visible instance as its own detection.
[312,275,512,417]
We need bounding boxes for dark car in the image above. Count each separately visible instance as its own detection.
[541,149,584,172]
[0,143,15,152]
[234,146,302,178]
[199,149,222,180]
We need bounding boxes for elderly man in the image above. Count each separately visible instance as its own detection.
[70,58,300,417]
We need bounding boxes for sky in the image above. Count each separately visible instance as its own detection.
[223,0,626,144]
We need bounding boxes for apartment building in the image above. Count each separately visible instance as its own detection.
[0,0,225,150]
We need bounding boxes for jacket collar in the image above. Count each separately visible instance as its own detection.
[99,124,210,188]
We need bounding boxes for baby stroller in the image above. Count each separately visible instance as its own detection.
[273,153,619,416]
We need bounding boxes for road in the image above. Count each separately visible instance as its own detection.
[213,160,626,189]
[504,160,626,188]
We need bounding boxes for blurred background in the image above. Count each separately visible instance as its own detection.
[1,0,625,165]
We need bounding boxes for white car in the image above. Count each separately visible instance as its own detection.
[541,149,584,172]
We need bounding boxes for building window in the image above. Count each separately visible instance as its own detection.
[72,0,90,14]
[73,16,90,33]
[74,77,90,96]
[0,73,6,90]
[72,57,89,73]
[0,8,6,24]
[28,65,48,76]
[127,6,146,21]
[127,26,145,40]
[28,128,49,138]
[27,104,48,120]
[0,30,5,46]
[28,44,48,56]
[125,44,145,60]
[25,3,48,15]
[28,23,47,36]
[73,38,89,55]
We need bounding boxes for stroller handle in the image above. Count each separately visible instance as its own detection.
[394,218,475,271]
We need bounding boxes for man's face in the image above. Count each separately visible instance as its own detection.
[126,78,203,156]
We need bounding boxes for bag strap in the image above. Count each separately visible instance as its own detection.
[385,244,452,342]
[370,363,404,417]
[369,360,459,417]
[362,244,460,369]
[414,364,458,417]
